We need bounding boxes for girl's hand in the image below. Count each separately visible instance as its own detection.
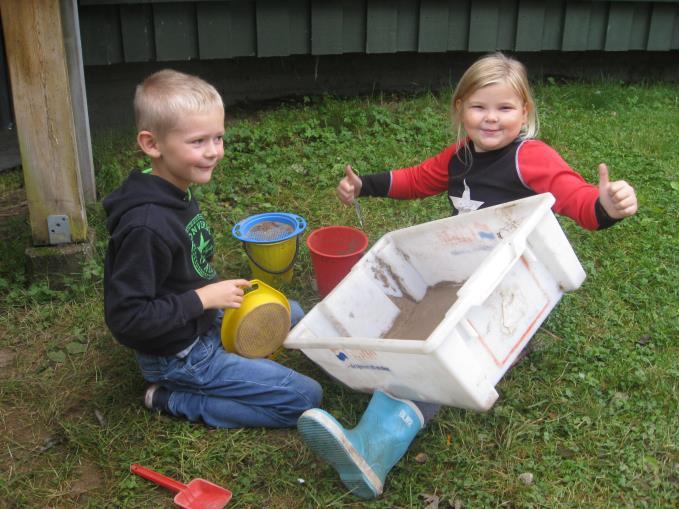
[336,165,362,205]
[598,163,638,219]
[195,279,251,310]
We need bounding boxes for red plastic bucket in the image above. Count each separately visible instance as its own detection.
[307,226,369,298]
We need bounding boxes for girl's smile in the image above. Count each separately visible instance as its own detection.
[458,81,528,153]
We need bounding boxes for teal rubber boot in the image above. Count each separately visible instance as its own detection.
[297,391,424,499]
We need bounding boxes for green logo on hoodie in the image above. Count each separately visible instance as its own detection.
[186,213,216,279]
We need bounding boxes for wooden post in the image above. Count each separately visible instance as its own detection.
[60,0,96,205]
[0,0,88,245]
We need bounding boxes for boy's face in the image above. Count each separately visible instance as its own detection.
[148,108,225,192]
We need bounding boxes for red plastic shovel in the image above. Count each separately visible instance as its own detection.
[130,463,232,509]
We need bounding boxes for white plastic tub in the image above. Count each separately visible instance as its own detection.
[285,194,585,411]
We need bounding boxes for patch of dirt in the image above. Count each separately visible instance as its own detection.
[69,460,106,501]
[0,406,57,480]
[0,188,27,221]
[263,428,296,448]
[2,406,106,504]
[0,348,16,378]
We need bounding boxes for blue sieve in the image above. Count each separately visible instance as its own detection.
[232,212,307,244]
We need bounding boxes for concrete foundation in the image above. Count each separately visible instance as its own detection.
[25,230,96,290]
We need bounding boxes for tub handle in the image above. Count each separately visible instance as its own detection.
[458,237,525,307]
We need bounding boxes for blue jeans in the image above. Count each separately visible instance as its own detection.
[135,301,321,428]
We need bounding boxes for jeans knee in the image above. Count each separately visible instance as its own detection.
[294,374,322,410]
[307,379,323,408]
[288,299,305,328]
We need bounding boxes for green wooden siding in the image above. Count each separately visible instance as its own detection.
[78,0,679,65]
[255,0,310,57]
[119,4,155,62]
[366,0,398,54]
[648,2,678,49]
[197,1,257,58]
[154,3,199,61]
[81,4,124,65]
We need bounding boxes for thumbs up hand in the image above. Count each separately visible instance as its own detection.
[597,163,638,219]
[336,164,363,205]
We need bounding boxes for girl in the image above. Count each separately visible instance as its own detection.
[296,52,638,499]
[337,52,636,228]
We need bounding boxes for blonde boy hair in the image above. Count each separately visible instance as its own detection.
[451,52,539,148]
[134,69,223,138]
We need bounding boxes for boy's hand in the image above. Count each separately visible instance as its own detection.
[195,279,251,310]
[336,165,362,205]
[598,163,638,219]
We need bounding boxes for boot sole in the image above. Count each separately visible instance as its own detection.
[298,409,382,499]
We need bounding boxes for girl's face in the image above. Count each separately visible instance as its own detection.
[457,81,528,153]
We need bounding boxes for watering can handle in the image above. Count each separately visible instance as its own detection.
[243,236,300,275]
[130,464,186,493]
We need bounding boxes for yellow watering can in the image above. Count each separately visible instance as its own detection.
[231,212,307,286]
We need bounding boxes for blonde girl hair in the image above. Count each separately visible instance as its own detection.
[451,52,538,154]
[134,69,223,138]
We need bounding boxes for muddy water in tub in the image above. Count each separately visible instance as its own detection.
[385,282,463,340]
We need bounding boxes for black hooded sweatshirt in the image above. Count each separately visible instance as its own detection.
[103,170,218,355]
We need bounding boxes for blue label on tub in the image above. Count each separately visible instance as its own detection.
[348,364,391,372]
[333,350,389,371]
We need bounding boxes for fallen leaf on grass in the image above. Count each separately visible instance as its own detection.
[518,472,534,485]
[637,335,651,347]
[415,452,428,463]
[94,409,107,427]
[39,436,63,453]
[420,493,439,509]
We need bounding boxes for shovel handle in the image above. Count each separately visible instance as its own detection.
[130,463,186,493]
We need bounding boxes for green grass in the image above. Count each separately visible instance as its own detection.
[1,81,677,508]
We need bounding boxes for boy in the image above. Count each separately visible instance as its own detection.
[103,69,322,428]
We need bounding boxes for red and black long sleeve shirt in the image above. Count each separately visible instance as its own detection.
[359,138,617,230]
